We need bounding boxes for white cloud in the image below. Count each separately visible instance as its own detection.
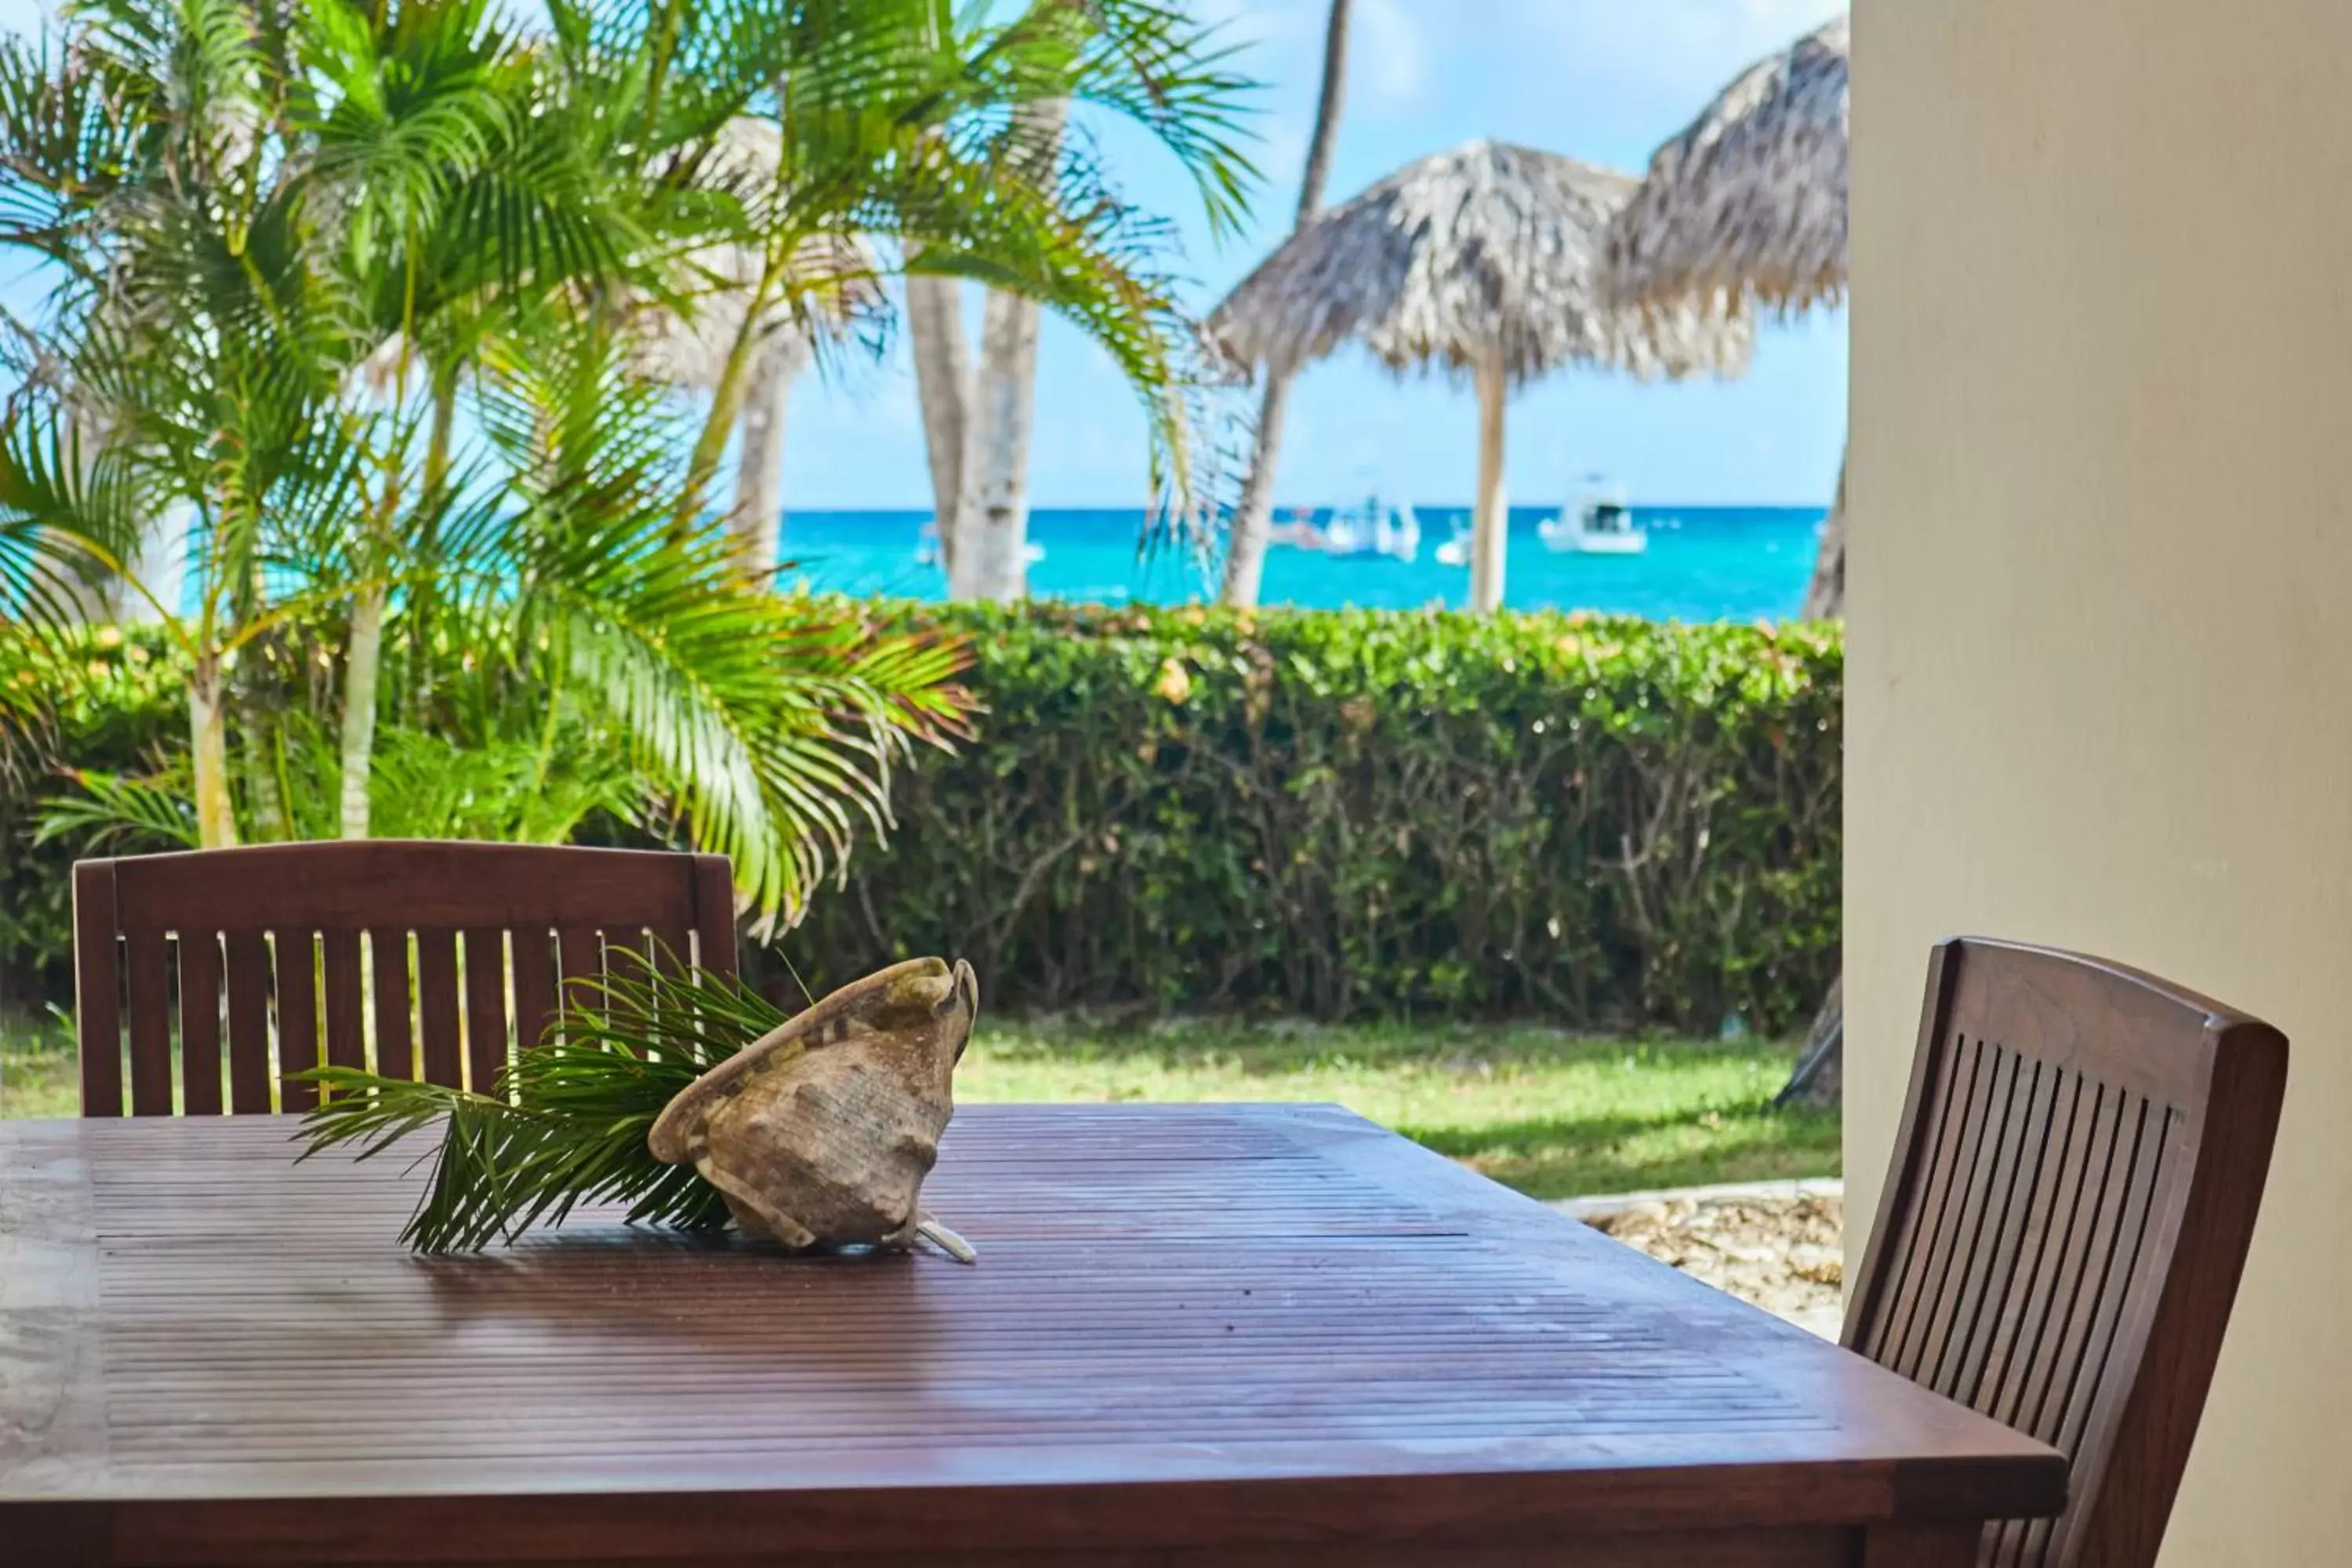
[1505,0,1846,106]
[1354,0,1427,111]
[1192,0,1322,74]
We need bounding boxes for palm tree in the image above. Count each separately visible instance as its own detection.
[1219,0,1352,608]
[0,0,393,844]
[437,321,976,924]
[905,271,970,573]
[623,119,882,577]
[658,1,1254,564]
[2,0,1255,917]
[896,4,1259,597]
[948,96,1068,603]
[310,0,623,842]
[0,0,970,924]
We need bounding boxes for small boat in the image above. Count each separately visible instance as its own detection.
[1434,517,1473,568]
[1319,492,1421,562]
[1266,505,1323,550]
[915,521,1044,568]
[1540,477,1647,556]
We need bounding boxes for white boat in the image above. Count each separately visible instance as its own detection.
[1434,518,1473,568]
[915,521,1044,568]
[1319,492,1421,562]
[1540,477,1647,555]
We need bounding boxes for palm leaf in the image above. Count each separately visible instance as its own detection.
[292,951,791,1253]
[35,765,201,850]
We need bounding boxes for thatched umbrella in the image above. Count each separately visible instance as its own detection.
[1608,15,1849,615]
[1206,139,1751,613]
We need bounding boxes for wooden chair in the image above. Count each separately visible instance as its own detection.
[1846,938,2288,1568]
[73,841,738,1117]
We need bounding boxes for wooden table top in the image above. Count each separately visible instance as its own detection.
[1,1105,2066,1566]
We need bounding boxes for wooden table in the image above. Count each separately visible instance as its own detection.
[1,1105,2064,1566]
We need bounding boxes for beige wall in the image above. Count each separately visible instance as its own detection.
[1849,2,2352,1563]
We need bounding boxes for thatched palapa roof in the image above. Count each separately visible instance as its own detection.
[631,118,883,390]
[1608,16,1849,319]
[1205,140,1751,387]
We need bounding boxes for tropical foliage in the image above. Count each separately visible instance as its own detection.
[0,0,1257,920]
[0,608,1842,1034]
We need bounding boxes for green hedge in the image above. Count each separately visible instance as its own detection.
[0,606,1841,1035]
[791,604,1840,1035]
[0,628,187,1015]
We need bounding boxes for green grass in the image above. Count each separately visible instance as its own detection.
[0,1014,77,1122]
[957,1018,1838,1200]
[0,1014,1839,1201]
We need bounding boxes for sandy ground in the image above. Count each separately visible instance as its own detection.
[1581,1187,1846,1339]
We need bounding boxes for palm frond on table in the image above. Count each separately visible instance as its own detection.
[292,954,790,1254]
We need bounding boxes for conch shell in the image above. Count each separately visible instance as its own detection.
[649,957,978,1261]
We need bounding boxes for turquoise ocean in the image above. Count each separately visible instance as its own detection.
[775,505,1825,621]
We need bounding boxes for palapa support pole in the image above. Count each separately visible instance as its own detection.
[1802,445,1847,619]
[1471,347,1509,614]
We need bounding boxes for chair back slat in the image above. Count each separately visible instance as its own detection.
[321,928,366,1071]
[276,932,322,1111]
[72,842,739,1116]
[224,931,273,1112]
[372,929,416,1082]
[691,856,736,979]
[556,923,604,1019]
[178,931,224,1115]
[461,927,510,1093]
[649,921,692,980]
[123,927,173,1114]
[509,926,560,1055]
[414,929,463,1088]
[1846,938,2287,1568]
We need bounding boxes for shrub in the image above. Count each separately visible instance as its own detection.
[0,626,185,1013]
[0,606,1841,1035]
[789,604,1840,1035]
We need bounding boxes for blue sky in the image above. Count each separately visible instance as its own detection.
[0,0,1849,510]
[829,0,1851,511]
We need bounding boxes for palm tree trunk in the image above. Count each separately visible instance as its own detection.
[1774,972,1844,1109]
[338,586,385,839]
[241,693,285,840]
[1221,376,1294,607]
[1780,447,1849,1108]
[188,653,238,849]
[423,372,458,507]
[684,256,788,514]
[906,273,971,574]
[407,372,459,723]
[1469,349,1510,614]
[1220,0,1353,608]
[686,331,764,512]
[949,281,1048,601]
[949,98,1069,603]
[1801,445,1847,619]
[729,332,809,576]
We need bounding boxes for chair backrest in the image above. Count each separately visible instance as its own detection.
[73,841,739,1117]
[1845,938,2287,1568]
